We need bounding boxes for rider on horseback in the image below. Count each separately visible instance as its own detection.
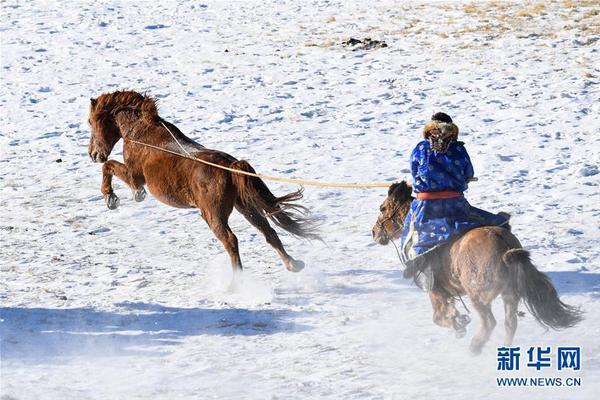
[401,112,510,290]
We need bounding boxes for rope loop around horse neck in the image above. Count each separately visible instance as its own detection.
[123,120,394,189]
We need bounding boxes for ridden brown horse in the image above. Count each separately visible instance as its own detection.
[88,90,318,274]
[372,181,582,354]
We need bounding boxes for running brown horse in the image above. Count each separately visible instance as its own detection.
[88,90,318,274]
[372,181,582,354]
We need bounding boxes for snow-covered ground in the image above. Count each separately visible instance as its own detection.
[1,1,599,399]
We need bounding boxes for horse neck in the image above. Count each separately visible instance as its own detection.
[114,109,145,139]
[158,117,195,144]
[397,198,412,221]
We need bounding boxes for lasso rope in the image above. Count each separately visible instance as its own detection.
[124,121,393,188]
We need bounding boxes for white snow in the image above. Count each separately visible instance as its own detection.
[1,1,599,399]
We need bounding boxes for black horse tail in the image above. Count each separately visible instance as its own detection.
[503,249,583,330]
[230,160,320,240]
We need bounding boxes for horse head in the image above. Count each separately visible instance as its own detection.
[87,90,158,162]
[372,180,413,245]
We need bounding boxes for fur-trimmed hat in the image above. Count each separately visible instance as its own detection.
[423,112,459,153]
[423,112,459,139]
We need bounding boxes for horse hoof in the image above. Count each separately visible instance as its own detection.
[287,259,305,273]
[105,193,120,210]
[453,314,470,338]
[133,187,146,202]
[469,342,483,356]
[456,314,471,328]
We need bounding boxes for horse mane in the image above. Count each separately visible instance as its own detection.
[388,180,412,201]
[92,90,158,122]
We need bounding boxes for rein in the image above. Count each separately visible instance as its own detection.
[376,203,407,269]
[124,121,393,189]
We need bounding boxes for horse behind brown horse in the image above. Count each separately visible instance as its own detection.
[372,181,582,354]
[88,90,318,274]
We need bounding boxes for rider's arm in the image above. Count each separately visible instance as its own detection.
[410,142,426,190]
[458,143,474,181]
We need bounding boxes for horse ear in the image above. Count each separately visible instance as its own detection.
[402,180,413,196]
[90,97,97,109]
[388,180,412,198]
[388,182,400,196]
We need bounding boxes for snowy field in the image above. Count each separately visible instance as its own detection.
[1,1,599,399]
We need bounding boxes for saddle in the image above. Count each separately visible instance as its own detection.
[403,212,512,291]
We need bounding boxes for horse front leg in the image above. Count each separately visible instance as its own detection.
[429,289,471,338]
[101,160,146,209]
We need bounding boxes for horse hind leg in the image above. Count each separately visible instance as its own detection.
[469,299,497,355]
[502,291,519,346]
[235,204,304,272]
[202,210,242,273]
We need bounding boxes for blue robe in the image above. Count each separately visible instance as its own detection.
[400,140,510,262]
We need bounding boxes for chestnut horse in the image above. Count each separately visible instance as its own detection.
[88,90,318,274]
[372,181,582,354]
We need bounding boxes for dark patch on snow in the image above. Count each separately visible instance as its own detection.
[341,37,388,51]
[144,24,168,30]
[218,114,235,124]
[579,165,598,177]
[37,131,61,139]
[88,227,110,235]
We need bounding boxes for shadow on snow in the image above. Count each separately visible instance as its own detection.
[546,271,600,298]
[0,302,310,362]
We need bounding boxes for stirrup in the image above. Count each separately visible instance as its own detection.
[414,266,434,292]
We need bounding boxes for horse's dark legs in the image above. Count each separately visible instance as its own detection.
[101,160,146,209]
[236,205,304,272]
[429,290,455,328]
[469,300,496,355]
[429,289,470,338]
[502,292,519,346]
[203,211,242,273]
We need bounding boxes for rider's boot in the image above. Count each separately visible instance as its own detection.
[403,256,434,291]
[414,266,434,292]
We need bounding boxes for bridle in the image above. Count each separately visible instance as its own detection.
[375,201,410,268]
[375,202,407,243]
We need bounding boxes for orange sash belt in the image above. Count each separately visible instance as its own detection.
[415,191,463,200]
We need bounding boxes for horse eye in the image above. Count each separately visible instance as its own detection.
[380,205,385,212]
